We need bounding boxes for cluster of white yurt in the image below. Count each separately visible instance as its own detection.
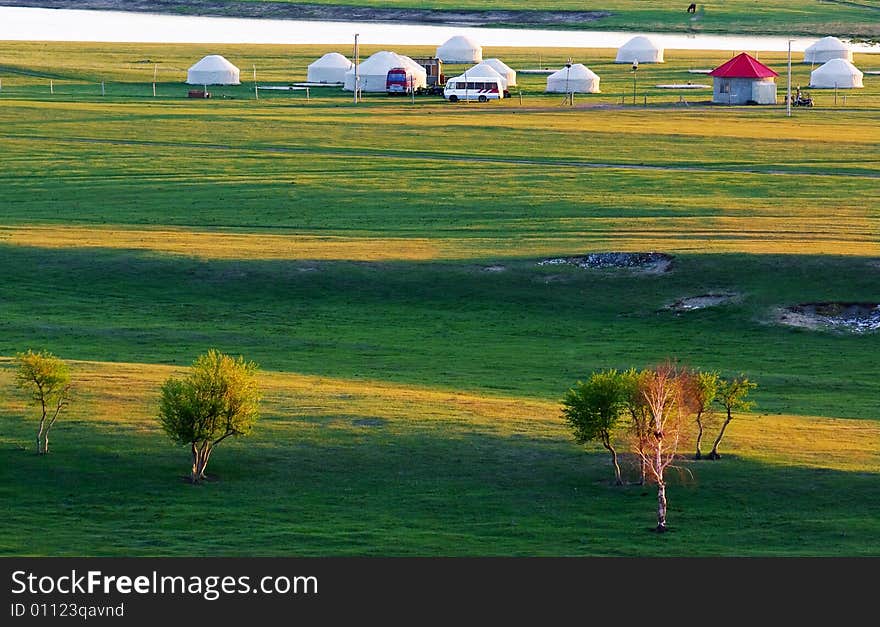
[186,55,240,85]
[809,58,864,89]
[307,52,353,84]
[482,58,517,87]
[615,36,664,64]
[463,61,508,88]
[545,63,600,93]
[343,51,427,92]
[436,35,482,63]
[803,36,852,64]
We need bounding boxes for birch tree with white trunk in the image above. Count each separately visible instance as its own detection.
[15,350,72,455]
[635,363,691,533]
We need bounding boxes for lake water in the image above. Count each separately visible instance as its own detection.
[1,6,878,54]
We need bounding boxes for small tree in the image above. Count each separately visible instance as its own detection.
[15,350,72,455]
[707,376,756,460]
[635,362,692,532]
[688,371,720,460]
[158,350,261,484]
[620,368,652,485]
[561,370,627,486]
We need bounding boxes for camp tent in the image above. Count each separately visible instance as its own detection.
[804,36,852,64]
[307,52,353,84]
[809,58,863,88]
[186,55,240,85]
[436,35,482,63]
[464,62,508,89]
[482,58,517,87]
[709,52,778,104]
[343,51,427,92]
[615,36,664,64]
[545,64,600,93]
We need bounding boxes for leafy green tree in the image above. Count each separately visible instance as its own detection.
[561,370,627,486]
[689,371,720,460]
[158,350,261,484]
[707,376,757,460]
[15,350,72,455]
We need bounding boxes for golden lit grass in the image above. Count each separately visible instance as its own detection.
[1,356,877,474]
[0,226,444,261]
[3,218,877,261]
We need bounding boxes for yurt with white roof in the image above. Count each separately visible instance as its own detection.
[545,64,600,93]
[809,58,863,88]
[482,58,517,87]
[186,55,240,85]
[436,35,482,63]
[307,52,353,84]
[343,51,427,92]
[464,62,508,89]
[615,36,664,64]
[804,36,852,64]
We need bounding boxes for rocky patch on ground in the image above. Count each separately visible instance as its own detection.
[666,292,740,312]
[538,252,673,273]
[778,302,880,334]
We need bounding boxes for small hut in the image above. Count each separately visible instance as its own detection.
[709,53,778,105]
[803,37,852,64]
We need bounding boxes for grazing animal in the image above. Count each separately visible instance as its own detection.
[687,3,697,13]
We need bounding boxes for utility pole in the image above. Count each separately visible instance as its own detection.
[632,59,639,105]
[353,33,360,104]
[786,39,792,117]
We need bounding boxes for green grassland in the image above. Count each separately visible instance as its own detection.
[164,0,880,38]
[0,41,878,556]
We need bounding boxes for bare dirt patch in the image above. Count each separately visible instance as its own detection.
[666,292,740,312]
[537,252,673,274]
[778,302,880,334]
[3,1,611,26]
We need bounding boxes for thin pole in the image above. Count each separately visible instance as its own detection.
[353,33,360,104]
[253,65,258,100]
[101,81,105,96]
[786,40,792,117]
[50,79,54,94]
[153,64,157,97]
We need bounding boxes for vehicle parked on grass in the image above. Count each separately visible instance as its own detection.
[386,67,415,95]
[443,76,508,102]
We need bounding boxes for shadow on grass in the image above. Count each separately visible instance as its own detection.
[0,412,876,557]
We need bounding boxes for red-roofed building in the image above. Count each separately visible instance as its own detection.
[710,53,779,104]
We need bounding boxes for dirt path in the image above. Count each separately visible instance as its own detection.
[1,0,611,27]
[3,132,879,179]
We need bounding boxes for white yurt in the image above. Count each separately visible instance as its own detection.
[804,36,853,64]
[615,36,664,64]
[343,51,427,92]
[809,58,864,88]
[482,58,517,87]
[545,64,600,93]
[307,52,353,84]
[436,35,482,63]
[186,55,240,85]
[464,62,508,89]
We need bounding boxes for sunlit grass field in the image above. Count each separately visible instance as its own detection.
[0,41,878,556]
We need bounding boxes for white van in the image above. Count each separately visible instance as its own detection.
[443,76,507,102]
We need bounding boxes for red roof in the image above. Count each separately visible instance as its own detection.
[710,53,778,79]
